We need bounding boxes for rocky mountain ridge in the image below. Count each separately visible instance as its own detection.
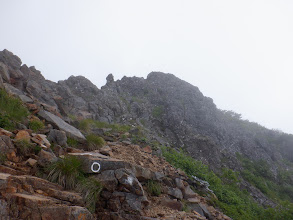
[1,49,293,219]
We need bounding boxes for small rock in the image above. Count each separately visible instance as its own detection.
[161,197,183,211]
[142,146,152,154]
[31,134,51,148]
[199,203,213,219]
[38,150,57,167]
[0,128,13,137]
[175,178,184,189]
[153,172,165,181]
[167,187,183,200]
[15,130,30,141]
[122,141,132,145]
[26,158,38,167]
[99,145,113,157]
[133,165,153,181]
[187,197,200,203]
[183,185,198,199]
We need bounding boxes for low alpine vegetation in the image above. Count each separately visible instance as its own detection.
[46,155,103,213]
[78,177,103,213]
[146,180,161,196]
[14,139,37,156]
[0,89,29,130]
[28,119,44,132]
[161,146,293,220]
[86,134,106,150]
[46,155,84,189]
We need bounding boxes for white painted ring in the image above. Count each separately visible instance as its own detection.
[91,162,101,173]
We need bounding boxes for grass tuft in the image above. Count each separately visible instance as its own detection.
[86,134,105,150]
[46,155,84,190]
[67,137,79,147]
[78,177,103,213]
[146,180,161,196]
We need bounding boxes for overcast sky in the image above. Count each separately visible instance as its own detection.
[1,0,293,134]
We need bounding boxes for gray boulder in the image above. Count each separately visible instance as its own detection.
[94,170,118,192]
[38,110,85,141]
[48,129,68,147]
[115,168,144,196]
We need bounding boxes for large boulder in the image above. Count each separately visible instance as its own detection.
[38,110,85,141]
[48,129,68,147]
[94,170,118,192]
[68,152,133,173]
[115,168,144,196]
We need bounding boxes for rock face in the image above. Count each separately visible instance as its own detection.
[0,173,93,220]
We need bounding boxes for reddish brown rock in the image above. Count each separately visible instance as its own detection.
[142,146,152,154]
[15,130,31,141]
[0,128,13,137]
[37,150,57,167]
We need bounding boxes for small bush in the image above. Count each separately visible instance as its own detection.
[0,113,14,130]
[86,134,105,150]
[0,89,29,130]
[67,137,79,147]
[14,139,36,156]
[146,180,161,196]
[79,119,93,132]
[46,155,84,189]
[29,119,44,132]
[78,177,103,213]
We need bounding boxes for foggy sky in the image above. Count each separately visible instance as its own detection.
[1,0,293,134]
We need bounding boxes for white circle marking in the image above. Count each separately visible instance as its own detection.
[91,162,101,173]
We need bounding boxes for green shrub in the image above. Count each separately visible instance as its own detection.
[146,180,161,196]
[0,89,29,130]
[67,137,79,147]
[78,177,103,213]
[0,113,14,130]
[14,139,36,156]
[29,120,44,132]
[161,146,293,220]
[79,119,93,132]
[86,134,105,150]
[46,155,84,190]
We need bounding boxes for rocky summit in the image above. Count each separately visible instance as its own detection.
[0,49,293,220]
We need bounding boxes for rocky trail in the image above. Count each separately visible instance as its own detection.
[0,115,231,220]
